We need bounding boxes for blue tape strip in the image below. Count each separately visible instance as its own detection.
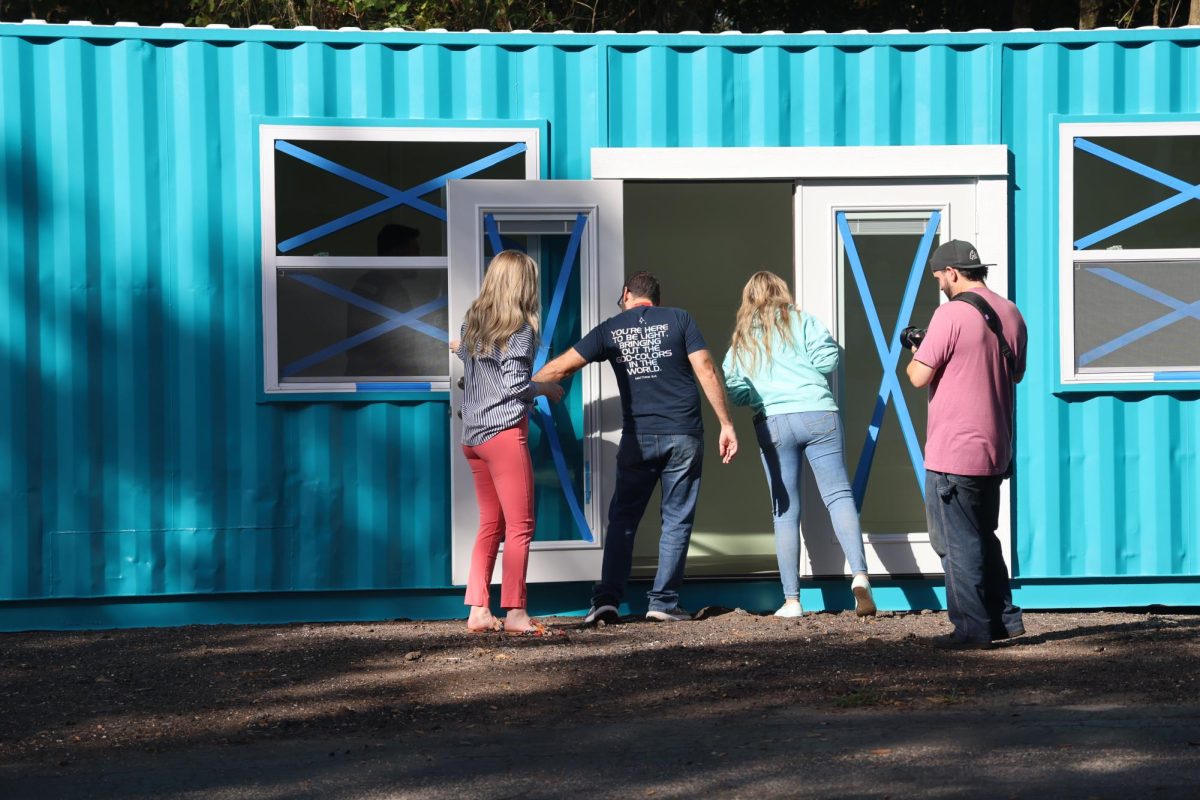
[535,214,588,370]
[1078,267,1200,366]
[531,213,592,543]
[1074,193,1195,251]
[484,213,505,257]
[1154,372,1200,381]
[838,211,939,508]
[275,141,444,218]
[277,141,528,253]
[532,399,594,543]
[285,273,449,343]
[482,212,529,256]
[1074,138,1195,193]
[281,292,448,378]
[355,382,433,391]
[1073,138,1200,250]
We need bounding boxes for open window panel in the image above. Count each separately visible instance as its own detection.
[258,124,539,397]
[1060,121,1200,388]
[446,180,624,584]
[798,180,1009,578]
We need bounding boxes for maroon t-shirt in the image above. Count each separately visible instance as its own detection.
[914,285,1026,477]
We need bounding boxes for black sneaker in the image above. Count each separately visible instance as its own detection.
[993,624,1027,641]
[583,603,619,625]
[646,607,692,622]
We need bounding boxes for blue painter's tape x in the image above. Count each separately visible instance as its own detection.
[476,212,590,542]
[281,272,447,378]
[837,210,940,508]
[276,141,527,253]
[532,214,592,543]
[1078,267,1200,368]
[1073,138,1200,250]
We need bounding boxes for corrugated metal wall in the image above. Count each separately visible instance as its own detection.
[607,42,997,147]
[1004,39,1200,579]
[0,27,606,600]
[1,24,1198,608]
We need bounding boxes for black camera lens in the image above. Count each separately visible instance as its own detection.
[900,326,927,351]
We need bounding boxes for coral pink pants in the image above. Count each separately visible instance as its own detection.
[462,420,534,609]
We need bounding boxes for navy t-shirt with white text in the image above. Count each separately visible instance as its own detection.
[573,305,707,435]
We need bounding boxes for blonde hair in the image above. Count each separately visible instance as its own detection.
[728,270,798,374]
[462,250,541,358]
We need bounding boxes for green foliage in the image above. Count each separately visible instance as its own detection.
[2,0,1195,31]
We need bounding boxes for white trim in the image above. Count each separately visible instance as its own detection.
[258,124,540,396]
[592,145,1009,180]
[1058,121,1200,386]
[1069,248,1200,262]
[446,180,624,584]
[264,125,543,152]
[798,180,997,578]
[274,256,450,268]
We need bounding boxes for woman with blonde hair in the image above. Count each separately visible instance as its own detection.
[454,250,563,634]
[723,271,875,618]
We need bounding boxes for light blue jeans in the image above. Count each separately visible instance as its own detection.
[755,411,867,599]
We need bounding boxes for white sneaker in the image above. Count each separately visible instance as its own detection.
[583,603,619,625]
[774,602,804,618]
[645,607,692,622]
[852,574,877,617]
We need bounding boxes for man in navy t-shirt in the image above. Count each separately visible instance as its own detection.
[533,271,738,623]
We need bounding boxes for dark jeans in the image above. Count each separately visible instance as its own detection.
[592,433,704,613]
[926,470,1023,644]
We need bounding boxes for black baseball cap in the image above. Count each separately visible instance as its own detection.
[928,239,993,272]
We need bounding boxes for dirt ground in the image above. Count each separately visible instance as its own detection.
[2,607,1199,772]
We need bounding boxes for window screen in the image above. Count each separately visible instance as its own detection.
[1073,260,1200,372]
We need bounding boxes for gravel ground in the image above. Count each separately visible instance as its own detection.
[1,609,1199,797]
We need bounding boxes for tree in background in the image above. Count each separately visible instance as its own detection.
[4,0,1200,31]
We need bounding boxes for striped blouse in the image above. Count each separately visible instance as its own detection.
[455,322,538,447]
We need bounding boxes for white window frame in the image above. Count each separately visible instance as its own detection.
[1059,121,1200,387]
[259,124,540,396]
[592,145,1011,581]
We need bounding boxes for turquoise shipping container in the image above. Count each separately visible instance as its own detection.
[1,22,1198,629]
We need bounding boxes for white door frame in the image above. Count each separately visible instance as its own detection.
[590,145,1011,578]
[446,179,624,584]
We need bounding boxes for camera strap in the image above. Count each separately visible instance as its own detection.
[952,292,1016,375]
[952,290,1019,478]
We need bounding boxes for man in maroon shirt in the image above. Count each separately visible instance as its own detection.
[906,240,1026,650]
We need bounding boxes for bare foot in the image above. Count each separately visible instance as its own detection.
[503,609,538,633]
[466,606,500,632]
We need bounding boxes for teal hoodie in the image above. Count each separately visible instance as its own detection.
[722,309,840,417]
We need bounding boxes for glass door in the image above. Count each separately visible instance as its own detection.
[446,180,624,583]
[797,180,1004,577]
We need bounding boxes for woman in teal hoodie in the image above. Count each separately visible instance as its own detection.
[723,271,875,618]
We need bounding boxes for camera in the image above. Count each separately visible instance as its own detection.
[900,326,927,351]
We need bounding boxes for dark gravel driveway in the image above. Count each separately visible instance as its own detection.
[2,609,1199,798]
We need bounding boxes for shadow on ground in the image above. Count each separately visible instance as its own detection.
[1,611,1198,798]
